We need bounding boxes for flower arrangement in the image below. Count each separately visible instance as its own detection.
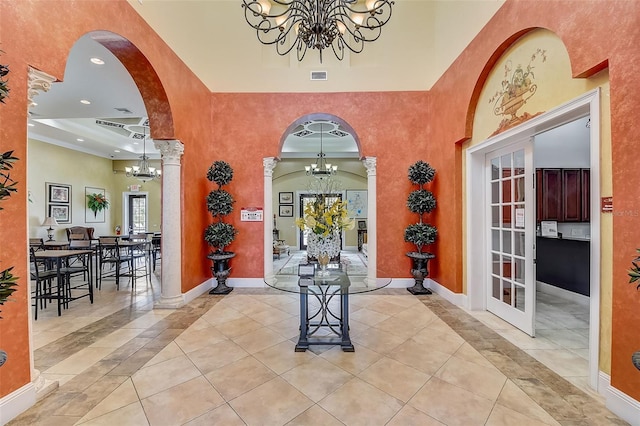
[86,192,109,217]
[295,196,355,237]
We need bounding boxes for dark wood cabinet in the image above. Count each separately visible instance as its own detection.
[562,169,582,222]
[536,168,590,222]
[581,169,590,222]
[541,169,562,221]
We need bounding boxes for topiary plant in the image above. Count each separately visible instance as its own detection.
[204,160,237,254]
[403,160,437,295]
[204,160,238,295]
[404,160,437,253]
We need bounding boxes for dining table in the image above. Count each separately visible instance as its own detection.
[33,249,94,316]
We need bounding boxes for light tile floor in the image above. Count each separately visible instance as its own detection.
[9,268,626,425]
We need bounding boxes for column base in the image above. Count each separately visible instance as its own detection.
[154,294,184,309]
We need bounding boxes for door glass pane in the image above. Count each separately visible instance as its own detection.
[501,154,511,170]
[502,180,511,203]
[514,285,525,311]
[514,258,525,284]
[492,276,501,299]
[131,196,146,233]
[491,230,500,251]
[514,177,525,202]
[491,206,500,226]
[503,280,512,305]
[501,255,512,277]
[491,158,500,180]
[492,252,500,275]
[514,231,525,256]
[502,231,512,254]
[502,205,512,227]
[513,149,525,176]
[491,182,499,203]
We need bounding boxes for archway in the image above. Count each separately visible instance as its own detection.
[263,113,378,284]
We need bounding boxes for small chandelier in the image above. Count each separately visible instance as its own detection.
[305,124,337,178]
[125,128,160,182]
[241,0,394,62]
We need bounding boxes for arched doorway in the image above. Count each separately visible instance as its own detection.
[263,113,378,284]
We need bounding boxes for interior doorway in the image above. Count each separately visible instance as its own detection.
[467,89,601,390]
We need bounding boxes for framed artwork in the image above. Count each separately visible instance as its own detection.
[47,183,71,204]
[279,205,293,217]
[358,220,367,230]
[346,190,367,218]
[85,186,106,223]
[279,192,294,204]
[48,204,70,223]
[46,182,71,223]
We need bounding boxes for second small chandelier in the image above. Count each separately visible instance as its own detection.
[241,0,394,62]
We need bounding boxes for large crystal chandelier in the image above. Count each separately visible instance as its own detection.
[241,0,394,62]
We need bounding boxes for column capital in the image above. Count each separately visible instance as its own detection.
[264,157,278,177]
[154,140,184,165]
[27,67,55,107]
[363,156,377,176]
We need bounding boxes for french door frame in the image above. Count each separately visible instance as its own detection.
[466,89,601,390]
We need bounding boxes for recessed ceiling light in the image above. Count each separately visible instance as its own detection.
[90,57,105,65]
[27,123,35,127]
[133,142,139,145]
[32,102,38,106]
[76,138,84,142]
[80,99,91,105]
[114,150,120,153]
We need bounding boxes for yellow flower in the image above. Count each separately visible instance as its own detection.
[295,197,353,236]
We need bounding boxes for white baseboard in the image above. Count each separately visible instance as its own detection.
[599,372,640,426]
[427,278,468,306]
[0,382,35,425]
[227,278,267,288]
[183,278,216,304]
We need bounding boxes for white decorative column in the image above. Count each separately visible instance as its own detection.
[154,140,185,308]
[27,67,57,398]
[263,157,278,282]
[363,157,377,284]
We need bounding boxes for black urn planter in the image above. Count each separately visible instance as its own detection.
[208,252,236,295]
[0,350,6,367]
[406,252,435,295]
[633,351,640,372]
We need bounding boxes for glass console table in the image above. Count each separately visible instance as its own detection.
[265,266,391,352]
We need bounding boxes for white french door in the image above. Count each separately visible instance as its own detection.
[485,141,536,336]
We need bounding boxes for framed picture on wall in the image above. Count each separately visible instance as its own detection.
[358,220,367,230]
[279,192,294,204]
[46,182,72,224]
[279,205,293,217]
[85,186,107,223]
[47,182,71,204]
[346,190,367,218]
[48,204,70,223]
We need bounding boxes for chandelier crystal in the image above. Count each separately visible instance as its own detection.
[125,128,160,182]
[241,0,394,62]
[305,123,337,178]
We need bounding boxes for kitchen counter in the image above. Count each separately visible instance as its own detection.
[536,236,590,296]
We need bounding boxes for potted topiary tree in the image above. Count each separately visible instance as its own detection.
[404,160,437,294]
[205,160,238,294]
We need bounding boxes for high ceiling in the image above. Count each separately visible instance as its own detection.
[28,1,504,160]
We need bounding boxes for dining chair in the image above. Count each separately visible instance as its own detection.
[97,237,132,290]
[29,238,45,251]
[29,247,58,320]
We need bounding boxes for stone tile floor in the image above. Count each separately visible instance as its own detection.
[9,271,626,425]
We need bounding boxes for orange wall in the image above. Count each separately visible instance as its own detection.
[210,92,431,279]
[0,0,213,398]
